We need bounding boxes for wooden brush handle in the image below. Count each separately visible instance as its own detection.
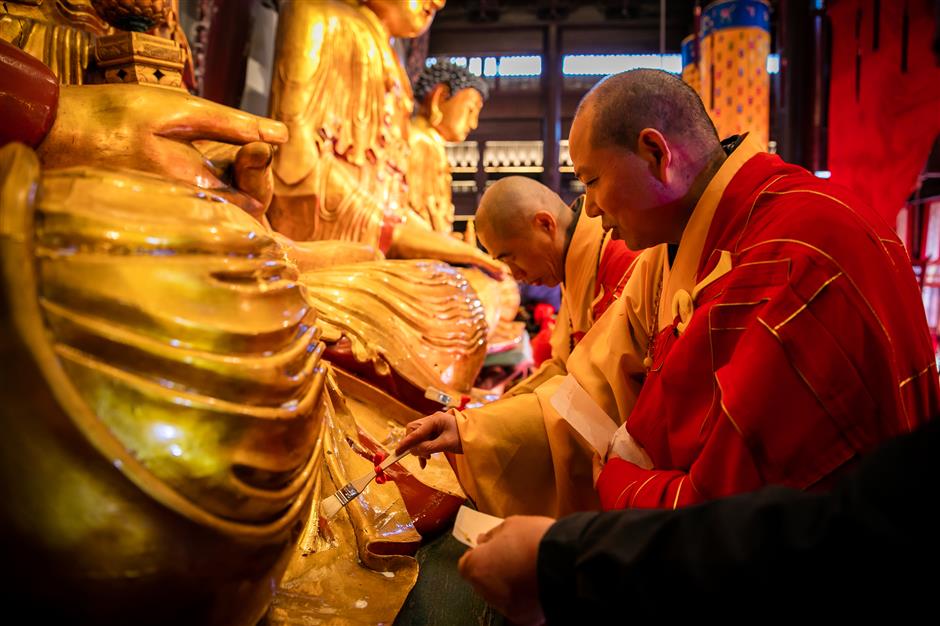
[378,447,411,471]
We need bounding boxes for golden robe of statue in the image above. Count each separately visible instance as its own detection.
[267,0,518,395]
[269,0,477,263]
[0,144,464,625]
[409,115,455,233]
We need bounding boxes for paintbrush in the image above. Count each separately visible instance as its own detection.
[320,446,412,520]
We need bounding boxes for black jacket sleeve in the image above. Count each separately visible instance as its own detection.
[537,418,939,623]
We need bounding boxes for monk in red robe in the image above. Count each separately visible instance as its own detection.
[575,70,938,509]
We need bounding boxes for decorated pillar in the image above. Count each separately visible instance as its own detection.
[681,33,701,97]
[700,0,771,147]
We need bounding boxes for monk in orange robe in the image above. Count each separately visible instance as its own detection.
[394,175,640,517]
[475,176,640,396]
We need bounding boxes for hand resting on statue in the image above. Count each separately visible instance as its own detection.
[36,84,288,217]
[389,219,507,279]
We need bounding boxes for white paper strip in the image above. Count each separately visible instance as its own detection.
[549,374,619,456]
[453,505,504,548]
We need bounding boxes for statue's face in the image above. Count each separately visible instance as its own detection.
[366,0,445,38]
[435,87,483,142]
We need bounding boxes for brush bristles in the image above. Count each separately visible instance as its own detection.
[320,493,343,520]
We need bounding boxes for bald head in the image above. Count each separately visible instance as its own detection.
[476,176,569,237]
[568,70,728,250]
[578,69,719,160]
[474,177,573,287]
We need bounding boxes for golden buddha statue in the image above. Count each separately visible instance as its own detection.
[0,2,468,624]
[4,0,505,399]
[269,0,492,266]
[267,0,520,397]
[0,141,463,625]
[408,59,487,234]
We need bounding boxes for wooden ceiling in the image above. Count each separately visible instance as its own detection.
[430,0,699,57]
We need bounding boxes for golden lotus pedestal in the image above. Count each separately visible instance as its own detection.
[93,31,184,88]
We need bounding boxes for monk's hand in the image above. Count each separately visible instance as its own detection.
[37,84,288,216]
[457,515,554,625]
[607,423,654,470]
[396,411,461,469]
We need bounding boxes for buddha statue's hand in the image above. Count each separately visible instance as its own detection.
[450,246,510,280]
[390,219,506,278]
[36,84,288,215]
[457,515,553,625]
[274,234,383,272]
[196,139,277,221]
[396,411,461,470]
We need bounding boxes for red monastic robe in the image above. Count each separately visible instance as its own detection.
[597,136,939,510]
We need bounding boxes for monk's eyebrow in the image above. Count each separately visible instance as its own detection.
[574,166,590,181]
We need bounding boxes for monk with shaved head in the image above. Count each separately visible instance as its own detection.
[400,66,936,550]
[389,176,639,518]
[475,176,639,391]
[475,176,572,289]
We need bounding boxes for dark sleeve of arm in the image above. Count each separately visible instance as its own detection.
[538,419,938,623]
[0,39,59,148]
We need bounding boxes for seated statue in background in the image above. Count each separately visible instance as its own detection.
[269,0,491,268]
[267,0,519,399]
[408,59,487,234]
[406,59,527,359]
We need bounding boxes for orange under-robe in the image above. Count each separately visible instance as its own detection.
[596,134,939,509]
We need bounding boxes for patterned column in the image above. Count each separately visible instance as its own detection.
[700,0,771,147]
[681,33,701,97]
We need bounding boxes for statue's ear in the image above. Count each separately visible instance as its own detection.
[428,83,451,116]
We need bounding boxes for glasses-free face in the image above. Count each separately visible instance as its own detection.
[568,106,683,252]
[435,88,483,142]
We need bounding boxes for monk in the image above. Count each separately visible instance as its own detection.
[401,68,938,518]
[475,176,639,395]
[393,176,644,518]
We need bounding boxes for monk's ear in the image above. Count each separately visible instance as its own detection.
[532,211,557,238]
[636,128,672,184]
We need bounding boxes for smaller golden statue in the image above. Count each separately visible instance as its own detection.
[409,59,488,234]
